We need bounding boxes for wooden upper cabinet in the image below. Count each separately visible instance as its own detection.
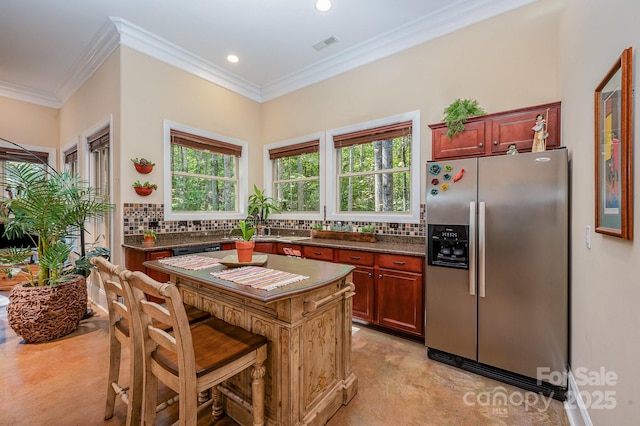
[430,102,561,161]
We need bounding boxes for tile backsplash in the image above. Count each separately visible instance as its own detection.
[123,203,426,237]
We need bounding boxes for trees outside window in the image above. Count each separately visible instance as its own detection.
[270,140,320,213]
[164,122,248,221]
[326,111,421,224]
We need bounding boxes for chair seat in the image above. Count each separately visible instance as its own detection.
[115,304,210,337]
[152,316,268,378]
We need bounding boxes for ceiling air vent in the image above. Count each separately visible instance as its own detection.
[312,36,339,51]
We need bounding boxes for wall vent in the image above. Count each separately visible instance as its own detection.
[312,36,339,51]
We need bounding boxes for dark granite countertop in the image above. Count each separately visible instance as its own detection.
[123,231,426,257]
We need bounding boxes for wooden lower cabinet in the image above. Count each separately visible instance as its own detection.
[124,248,172,282]
[376,268,424,337]
[337,249,425,339]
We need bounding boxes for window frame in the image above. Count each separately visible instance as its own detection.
[86,124,112,251]
[163,120,249,221]
[325,111,421,224]
[264,132,325,221]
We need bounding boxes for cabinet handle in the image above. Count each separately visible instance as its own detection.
[313,251,322,255]
[493,140,498,145]
[479,142,483,147]
[304,283,355,313]
[350,256,361,260]
[393,261,406,265]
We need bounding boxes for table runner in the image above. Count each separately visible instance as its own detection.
[158,255,221,270]
[211,266,308,291]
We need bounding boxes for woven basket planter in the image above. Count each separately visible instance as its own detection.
[7,275,87,343]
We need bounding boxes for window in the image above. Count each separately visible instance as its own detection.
[163,121,248,220]
[326,111,420,223]
[88,127,111,250]
[64,146,78,176]
[0,145,50,200]
[266,134,323,219]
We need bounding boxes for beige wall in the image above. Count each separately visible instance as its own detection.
[119,46,262,208]
[262,0,561,204]
[558,0,640,423]
[0,96,59,154]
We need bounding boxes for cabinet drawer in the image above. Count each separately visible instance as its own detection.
[377,253,423,273]
[337,249,374,266]
[302,246,334,261]
[276,242,301,256]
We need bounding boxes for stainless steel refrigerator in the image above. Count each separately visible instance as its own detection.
[425,148,568,398]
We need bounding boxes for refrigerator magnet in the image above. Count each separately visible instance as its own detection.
[431,178,439,185]
[440,183,449,191]
[444,165,453,172]
[453,168,465,182]
[430,188,439,196]
[429,164,442,175]
[443,173,452,181]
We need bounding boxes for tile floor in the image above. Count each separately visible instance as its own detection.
[0,295,569,425]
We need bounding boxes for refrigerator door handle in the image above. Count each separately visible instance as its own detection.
[469,201,476,296]
[478,201,486,298]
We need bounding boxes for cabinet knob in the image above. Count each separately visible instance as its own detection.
[493,140,498,145]
[378,274,382,279]
[479,143,483,147]
[368,272,372,278]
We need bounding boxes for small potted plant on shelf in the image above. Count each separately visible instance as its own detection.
[133,180,157,196]
[235,220,255,262]
[141,230,157,244]
[131,157,155,174]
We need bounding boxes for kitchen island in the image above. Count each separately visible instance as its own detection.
[144,251,357,426]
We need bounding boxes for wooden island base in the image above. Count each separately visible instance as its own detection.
[145,252,358,426]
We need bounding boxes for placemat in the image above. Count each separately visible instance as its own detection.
[158,255,221,270]
[211,266,308,291]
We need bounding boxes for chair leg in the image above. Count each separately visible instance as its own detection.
[105,336,121,420]
[142,371,159,425]
[126,341,144,426]
[251,362,266,426]
[211,387,224,419]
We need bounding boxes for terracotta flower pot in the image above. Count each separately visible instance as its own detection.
[134,163,154,174]
[134,186,153,196]
[235,240,255,263]
[143,236,155,244]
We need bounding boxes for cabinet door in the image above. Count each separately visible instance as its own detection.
[351,266,375,322]
[254,242,274,254]
[432,120,488,160]
[302,245,334,261]
[490,104,560,154]
[376,268,424,337]
[146,250,172,283]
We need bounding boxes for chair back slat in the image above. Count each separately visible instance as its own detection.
[123,270,196,378]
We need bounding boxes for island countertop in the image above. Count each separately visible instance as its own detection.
[143,250,355,303]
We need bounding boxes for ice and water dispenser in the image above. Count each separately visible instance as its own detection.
[427,224,469,269]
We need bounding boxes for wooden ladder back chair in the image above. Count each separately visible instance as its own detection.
[122,270,268,426]
[91,256,143,426]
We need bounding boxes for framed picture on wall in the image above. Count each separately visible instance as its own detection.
[594,46,633,240]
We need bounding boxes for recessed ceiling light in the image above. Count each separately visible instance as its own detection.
[227,54,239,63]
[315,0,332,12]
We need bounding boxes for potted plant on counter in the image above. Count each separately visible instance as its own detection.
[131,157,155,174]
[141,230,157,244]
[235,220,255,262]
[0,162,113,343]
[133,180,157,196]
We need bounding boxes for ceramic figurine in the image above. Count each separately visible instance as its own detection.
[531,112,549,152]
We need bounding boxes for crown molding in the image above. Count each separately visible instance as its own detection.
[1,0,537,107]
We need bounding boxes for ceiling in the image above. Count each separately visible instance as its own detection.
[0,0,536,107]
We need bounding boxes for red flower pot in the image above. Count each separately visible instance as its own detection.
[134,186,153,196]
[134,163,154,174]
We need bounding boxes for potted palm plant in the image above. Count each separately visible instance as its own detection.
[248,185,280,235]
[0,162,113,343]
[235,220,256,263]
